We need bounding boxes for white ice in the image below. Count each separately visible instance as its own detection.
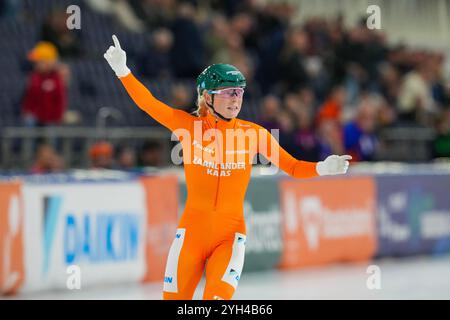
[4,255,450,300]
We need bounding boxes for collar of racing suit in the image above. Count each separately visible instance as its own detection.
[205,110,237,130]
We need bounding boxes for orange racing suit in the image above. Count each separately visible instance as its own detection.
[119,73,319,300]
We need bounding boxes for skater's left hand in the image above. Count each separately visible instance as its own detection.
[316,154,352,176]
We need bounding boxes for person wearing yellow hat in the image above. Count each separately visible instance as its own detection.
[27,41,59,74]
[21,42,67,126]
[28,41,59,61]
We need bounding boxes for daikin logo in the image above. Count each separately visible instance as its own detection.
[41,194,141,275]
[65,212,140,264]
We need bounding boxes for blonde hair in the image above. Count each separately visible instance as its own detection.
[194,89,209,117]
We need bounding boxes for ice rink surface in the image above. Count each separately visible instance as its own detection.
[4,255,450,300]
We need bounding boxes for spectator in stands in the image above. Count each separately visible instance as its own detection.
[258,95,281,131]
[204,13,230,64]
[41,9,83,58]
[429,53,449,108]
[170,83,194,112]
[211,31,246,69]
[229,12,258,54]
[316,85,346,126]
[298,87,317,112]
[379,63,401,107]
[89,141,114,169]
[208,0,256,19]
[278,25,310,93]
[343,99,379,161]
[283,92,303,116]
[138,140,164,167]
[317,119,344,160]
[4,1,450,169]
[128,0,175,30]
[277,111,298,158]
[397,59,435,126]
[170,2,206,78]
[22,42,67,127]
[30,142,65,174]
[376,96,397,129]
[85,0,143,31]
[293,107,320,162]
[431,109,450,159]
[137,28,174,79]
[116,146,137,170]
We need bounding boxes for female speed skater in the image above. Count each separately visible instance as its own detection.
[104,35,351,300]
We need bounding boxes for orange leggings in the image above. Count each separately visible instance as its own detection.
[162,208,246,300]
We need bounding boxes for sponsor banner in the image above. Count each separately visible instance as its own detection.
[243,176,282,272]
[376,175,450,257]
[21,182,147,293]
[141,175,179,282]
[279,177,377,269]
[0,181,24,294]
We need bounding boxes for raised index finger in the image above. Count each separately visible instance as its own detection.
[340,155,352,161]
[112,35,121,49]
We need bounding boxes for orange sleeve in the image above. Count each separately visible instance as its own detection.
[256,125,319,178]
[119,73,193,131]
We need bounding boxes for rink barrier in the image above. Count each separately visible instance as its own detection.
[1,169,450,294]
[278,176,377,269]
[375,174,450,257]
[140,175,178,282]
[0,181,24,295]
[0,174,178,295]
[242,177,283,272]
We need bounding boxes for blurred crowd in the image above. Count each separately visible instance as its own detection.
[4,0,450,173]
[30,139,165,173]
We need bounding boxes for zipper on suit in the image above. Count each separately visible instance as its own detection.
[213,118,221,209]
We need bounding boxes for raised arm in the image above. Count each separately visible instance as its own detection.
[104,35,191,131]
[256,125,351,178]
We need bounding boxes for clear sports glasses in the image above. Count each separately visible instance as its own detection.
[208,87,245,99]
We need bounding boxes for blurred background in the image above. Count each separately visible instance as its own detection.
[0,0,449,172]
[1,0,450,300]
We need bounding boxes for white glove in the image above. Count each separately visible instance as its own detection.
[103,35,130,78]
[316,155,352,176]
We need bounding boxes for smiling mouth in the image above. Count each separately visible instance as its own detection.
[227,106,239,111]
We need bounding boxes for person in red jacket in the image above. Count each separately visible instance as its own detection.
[22,41,67,126]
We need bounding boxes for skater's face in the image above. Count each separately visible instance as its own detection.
[204,87,244,119]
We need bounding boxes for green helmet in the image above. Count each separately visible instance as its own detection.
[196,64,246,95]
